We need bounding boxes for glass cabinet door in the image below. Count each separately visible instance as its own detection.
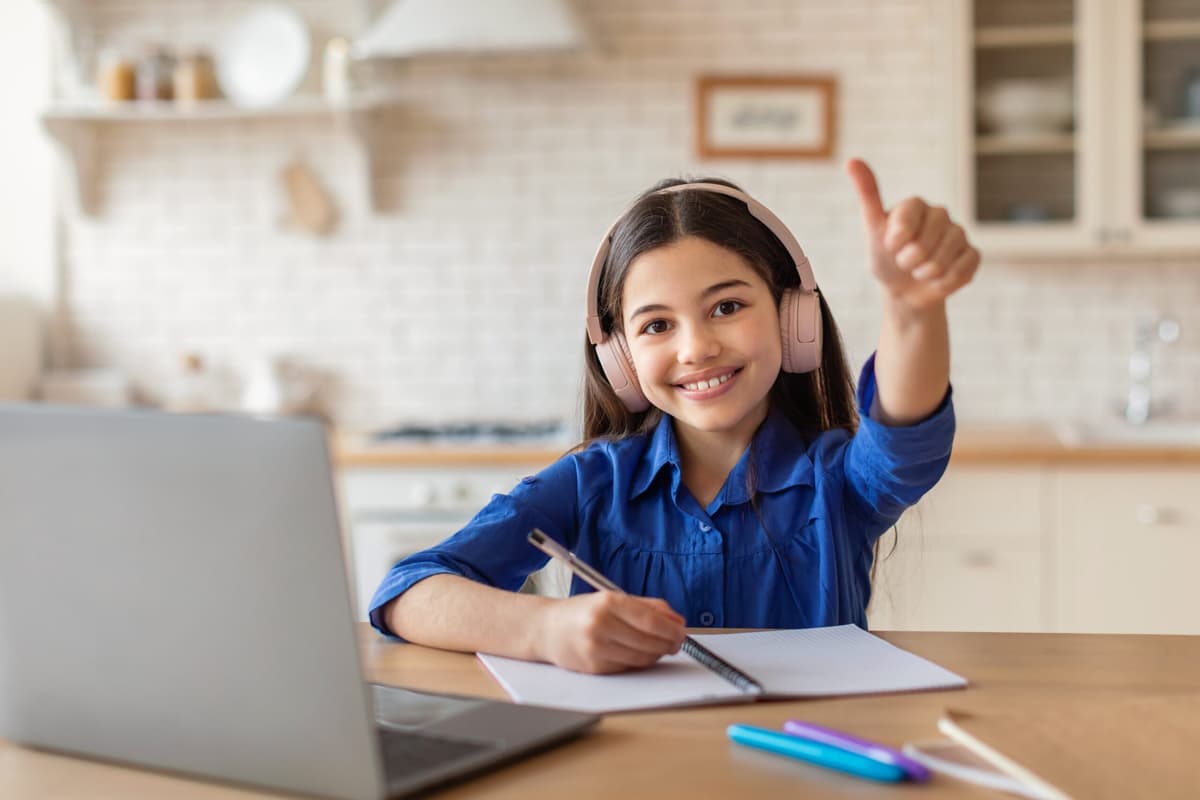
[1139,0,1200,225]
[971,0,1081,230]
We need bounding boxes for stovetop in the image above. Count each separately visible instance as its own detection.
[369,419,571,444]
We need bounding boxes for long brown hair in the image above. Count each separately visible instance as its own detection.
[580,176,859,445]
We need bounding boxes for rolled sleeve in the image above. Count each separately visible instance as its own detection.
[843,352,955,537]
[366,455,583,637]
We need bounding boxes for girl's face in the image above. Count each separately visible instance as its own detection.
[621,236,782,445]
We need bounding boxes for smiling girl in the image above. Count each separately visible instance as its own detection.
[369,160,979,674]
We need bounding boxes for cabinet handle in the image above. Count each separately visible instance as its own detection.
[408,481,436,507]
[1135,504,1176,525]
[963,549,995,568]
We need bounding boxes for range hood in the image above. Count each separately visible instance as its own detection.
[353,0,586,58]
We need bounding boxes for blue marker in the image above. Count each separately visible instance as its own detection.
[727,724,907,783]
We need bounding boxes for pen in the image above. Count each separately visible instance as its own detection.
[526,528,764,693]
[783,719,931,782]
[727,724,907,783]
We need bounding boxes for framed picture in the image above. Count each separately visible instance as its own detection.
[695,75,836,159]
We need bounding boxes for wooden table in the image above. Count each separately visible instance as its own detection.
[3,627,1199,798]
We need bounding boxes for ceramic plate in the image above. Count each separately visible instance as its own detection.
[215,3,310,107]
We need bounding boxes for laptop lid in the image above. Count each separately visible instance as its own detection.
[0,405,386,800]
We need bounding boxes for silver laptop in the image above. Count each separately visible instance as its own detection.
[0,405,598,799]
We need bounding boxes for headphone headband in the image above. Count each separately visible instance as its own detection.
[585,182,817,344]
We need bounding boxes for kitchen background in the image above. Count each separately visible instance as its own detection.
[3,1,1200,634]
[1,0,1197,433]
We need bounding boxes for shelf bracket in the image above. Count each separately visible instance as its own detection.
[42,116,99,216]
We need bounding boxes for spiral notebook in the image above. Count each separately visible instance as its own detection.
[477,625,967,714]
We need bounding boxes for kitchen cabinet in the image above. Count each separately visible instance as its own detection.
[868,466,1047,632]
[872,459,1200,634]
[950,0,1200,257]
[1053,466,1200,634]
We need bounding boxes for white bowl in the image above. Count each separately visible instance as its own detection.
[977,79,1074,136]
[215,4,311,108]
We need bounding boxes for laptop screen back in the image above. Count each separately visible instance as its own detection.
[0,406,385,800]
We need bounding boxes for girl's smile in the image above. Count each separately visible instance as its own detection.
[674,366,741,397]
[621,236,782,450]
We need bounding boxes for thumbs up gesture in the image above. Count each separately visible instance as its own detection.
[846,159,980,310]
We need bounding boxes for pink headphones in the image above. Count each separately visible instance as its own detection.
[585,182,824,413]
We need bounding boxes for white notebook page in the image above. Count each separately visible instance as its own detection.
[478,650,749,714]
[477,624,965,713]
[692,625,967,698]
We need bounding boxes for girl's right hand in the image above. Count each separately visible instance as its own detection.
[535,591,686,674]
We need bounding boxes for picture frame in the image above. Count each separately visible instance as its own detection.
[694,75,837,160]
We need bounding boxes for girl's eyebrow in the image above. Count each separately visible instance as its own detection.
[627,279,752,322]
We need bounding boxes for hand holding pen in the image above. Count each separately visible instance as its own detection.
[528,529,763,692]
[537,589,686,674]
[528,529,685,674]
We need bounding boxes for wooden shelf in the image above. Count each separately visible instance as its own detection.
[38,0,387,218]
[974,24,1075,49]
[41,94,395,216]
[42,95,390,122]
[1144,123,1200,151]
[975,133,1076,155]
[1142,19,1200,41]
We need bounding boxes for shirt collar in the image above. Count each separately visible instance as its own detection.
[629,406,815,503]
[629,414,679,501]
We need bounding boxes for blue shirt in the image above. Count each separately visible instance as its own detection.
[368,355,954,636]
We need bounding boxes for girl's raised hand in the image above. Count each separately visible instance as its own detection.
[846,158,980,310]
[535,591,686,674]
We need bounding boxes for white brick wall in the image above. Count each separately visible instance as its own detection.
[55,0,1200,430]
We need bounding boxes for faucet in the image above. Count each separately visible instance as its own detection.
[1124,315,1181,425]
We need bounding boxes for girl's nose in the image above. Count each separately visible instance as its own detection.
[677,324,720,364]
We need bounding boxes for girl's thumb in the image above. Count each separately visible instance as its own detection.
[846,158,887,232]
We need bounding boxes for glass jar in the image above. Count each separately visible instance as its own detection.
[135,46,175,102]
[98,50,136,102]
[174,50,219,104]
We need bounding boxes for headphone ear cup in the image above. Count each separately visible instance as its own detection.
[779,288,823,374]
[595,333,650,413]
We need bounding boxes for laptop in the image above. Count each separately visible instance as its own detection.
[0,405,598,799]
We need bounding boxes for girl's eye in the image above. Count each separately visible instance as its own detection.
[714,300,743,317]
[641,319,671,335]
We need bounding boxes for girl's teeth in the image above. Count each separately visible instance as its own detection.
[684,373,732,391]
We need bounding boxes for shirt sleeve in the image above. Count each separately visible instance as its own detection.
[366,452,584,638]
[841,352,955,541]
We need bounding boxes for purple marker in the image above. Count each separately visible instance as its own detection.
[783,720,931,782]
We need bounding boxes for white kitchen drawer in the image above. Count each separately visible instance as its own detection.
[905,464,1045,545]
[869,536,1042,632]
[1053,467,1200,634]
[867,464,1047,632]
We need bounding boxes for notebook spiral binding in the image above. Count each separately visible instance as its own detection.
[682,638,763,694]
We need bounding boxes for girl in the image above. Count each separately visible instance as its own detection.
[369,159,979,675]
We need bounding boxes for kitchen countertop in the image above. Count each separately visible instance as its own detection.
[334,422,1200,468]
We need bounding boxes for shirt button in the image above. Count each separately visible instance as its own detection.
[698,521,712,532]
[699,611,715,626]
